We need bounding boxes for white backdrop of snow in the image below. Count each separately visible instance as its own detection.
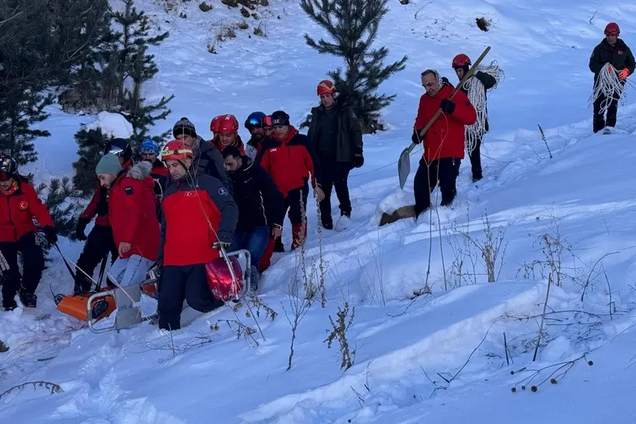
[2,0,636,423]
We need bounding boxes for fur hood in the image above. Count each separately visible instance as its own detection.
[126,161,152,180]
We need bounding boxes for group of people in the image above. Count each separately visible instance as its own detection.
[0,23,631,329]
[1,78,361,330]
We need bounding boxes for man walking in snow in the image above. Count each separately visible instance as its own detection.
[0,155,57,310]
[157,140,238,331]
[452,54,497,182]
[307,80,364,231]
[173,117,233,193]
[412,69,476,216]
[74,138,133,293]
[589,22,635,133]
[223,146,284,289]
[140,139,168,203]
[244,111,268,161]
[257,110,324,251]
[94,153,160,288]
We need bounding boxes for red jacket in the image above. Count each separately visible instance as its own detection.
[0,179,54,243]
[108,162,160,261]
[159,174,238,266]
[80,159,134,227]
[414,85,476,161]
[212,136,246,156]
[258,127,322,197]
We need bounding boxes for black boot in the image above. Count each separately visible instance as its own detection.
[19,291,37,308]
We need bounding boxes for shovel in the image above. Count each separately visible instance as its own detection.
[398,46,492,189]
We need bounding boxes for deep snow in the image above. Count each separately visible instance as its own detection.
[2,0,636,423]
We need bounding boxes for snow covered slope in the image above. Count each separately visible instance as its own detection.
[2,0,636,423]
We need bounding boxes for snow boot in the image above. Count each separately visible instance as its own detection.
[335,214,351,232]
[19,291,37,308]
[250,266,260,291]
[291,223,307,250]
[603,127,612,135]
[322,220,334,230]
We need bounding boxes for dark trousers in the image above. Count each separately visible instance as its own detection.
[230,226,269,270]
[318,157,352,226]
[414,158,460,216]
[75,225,118,292]
[593,86,622,133]
[282,182,309,249]
[0,233,45,308]
[158,264,223,330]
[469,137,483,180]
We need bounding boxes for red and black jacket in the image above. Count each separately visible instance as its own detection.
[158,173,238,267]
[257,126,322,197]
[80,159,133,227]
[108,162,161,261]
[212,135,246,156]
[0,178,54,243]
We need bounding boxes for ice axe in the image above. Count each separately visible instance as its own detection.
[398,46,492,189]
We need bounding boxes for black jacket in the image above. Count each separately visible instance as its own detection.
[589,38,635,81]
[192,136,233,195]
[459,71,497,132]
[307,96,363,164]
[230,156,284,233]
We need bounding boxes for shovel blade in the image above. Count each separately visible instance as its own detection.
[398,145,414,189]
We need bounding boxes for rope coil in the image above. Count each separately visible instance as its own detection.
[590,63,626,116]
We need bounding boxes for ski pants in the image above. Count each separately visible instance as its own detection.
[593,83,623,133]
[414,157,460,217]
[0,232,44,309]
[158,264,223,331]
[108,255,153,287]
[456,136,483,181]
[75,225,118,292]
[230,226,269,288]
[284,182,309,249]
[318,156,352,226]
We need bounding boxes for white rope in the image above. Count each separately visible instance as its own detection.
[590,63,625,116]
[462,61,504,154]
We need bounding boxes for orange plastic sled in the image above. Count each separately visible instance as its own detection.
[56,290,117,322]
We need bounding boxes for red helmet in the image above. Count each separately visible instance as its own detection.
[605,22,620,36]
[210,115,222,133]
[218,114,239,134]
[317,79,336,96]
[205,256,244,301]
[161,140,194,162]
[263,115,272,128]
[452,53,471,68]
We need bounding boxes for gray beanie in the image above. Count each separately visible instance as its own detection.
[96,153,123,175]
[173,117,197,139]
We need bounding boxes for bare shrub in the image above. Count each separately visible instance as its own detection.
[199,2,213,12]
[0,381,63,400]
[476,17,491,31]
[238,20,249,30]
[455,213,507,283]
[324,301,356,369]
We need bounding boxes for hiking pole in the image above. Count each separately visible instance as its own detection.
[398,45,492,189]
[52,242,77,280]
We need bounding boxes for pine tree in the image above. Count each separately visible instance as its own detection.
[112,0,173,147]
[36,178,81,240]
[72,128,112,195]
[300,0,407,133]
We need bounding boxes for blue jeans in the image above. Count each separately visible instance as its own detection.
[230,226,270,268]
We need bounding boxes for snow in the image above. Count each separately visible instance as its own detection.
[83,112,134,139]
[2,0,636,423]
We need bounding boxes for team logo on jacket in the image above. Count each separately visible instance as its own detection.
[618,50,623,55]
[185,191,195,197]
[218,187,228,196]
[19,201,28,211]
[125,186,133,195]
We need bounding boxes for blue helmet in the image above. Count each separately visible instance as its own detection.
[108,138,132,162]
[140,138,159,156]
[244,111,267,130]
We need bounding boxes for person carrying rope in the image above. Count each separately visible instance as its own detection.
[412,69,476,217]
[589,22,635,134]
[452,54,500,182]
[94,153,160,290]
[156,140,238,331]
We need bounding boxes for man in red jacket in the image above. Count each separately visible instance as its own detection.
[94,153,160,288]
[157,140,238,331]
[0,155,57,310]
[258,110,324,251]
[412,69,476,216]
[74,139,132,293]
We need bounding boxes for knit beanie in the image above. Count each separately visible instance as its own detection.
[96,153,123,175]
[173,117,197,139]
[271,110,290,127]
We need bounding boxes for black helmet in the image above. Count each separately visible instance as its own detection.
[0,154,18,181]
[108,138,132,162]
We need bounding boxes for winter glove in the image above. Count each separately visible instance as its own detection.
[75,218,89,241]
[213,241,232,251]
[354,153,364,168]
[619,68,630,81]
[42,226,58,245]
[411,129,421,145]
[440,98,456,115]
